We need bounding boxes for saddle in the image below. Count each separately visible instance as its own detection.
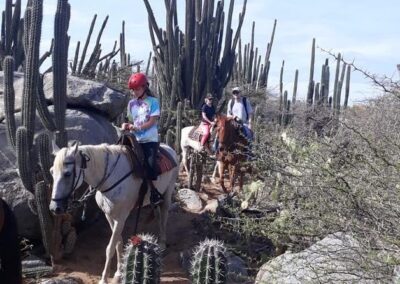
[117,134,177,179]
[188,125,203,142]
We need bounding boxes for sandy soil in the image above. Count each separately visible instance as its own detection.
[35,173,224,284]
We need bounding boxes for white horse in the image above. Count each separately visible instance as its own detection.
[49,142,178,284]
[180,126,203,174]
[181,126,220,180]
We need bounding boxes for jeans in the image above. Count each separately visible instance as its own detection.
[140,142,159,180]
[242,125,253,141]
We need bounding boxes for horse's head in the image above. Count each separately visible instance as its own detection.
[49,142,87,214]
[215,114,240,152]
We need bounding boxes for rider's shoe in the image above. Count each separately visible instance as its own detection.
[150,187,163,206]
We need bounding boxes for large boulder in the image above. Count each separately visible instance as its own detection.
[0,72,128,121]
[0,71,24,120]
[175,188,203,212]
[255,233,391,283]
[0,108,118,238]
[43,73,128,120]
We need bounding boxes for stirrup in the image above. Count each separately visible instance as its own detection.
[150,187,163,206]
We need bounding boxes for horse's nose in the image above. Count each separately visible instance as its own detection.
[49,201,63,215]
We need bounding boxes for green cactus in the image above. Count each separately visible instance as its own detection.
[344,64,351,109]
[165,129,174,148]
[53,0,70,147]
[16,126,34,192]
[191,239,228,284]
[3,56,16,148]
[36,74,57,132]
[122,234,162,284]
[37,132,53,185]
[175,101,182,153]
[306,38,315,107]
[22,0,42,148]
[35,181,54,257]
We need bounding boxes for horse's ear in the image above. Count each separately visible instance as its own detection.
[52,139,61,155]
[71,141,79,156]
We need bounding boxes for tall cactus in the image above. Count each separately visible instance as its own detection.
[122,234,162,284]
[191,239,228,284]
[35,181,54,257]
[175,101,182,154]
[37,132,53,185]
[21,0,42,150]
[53,0,70,147]
[143,0,247,136]
[16,126,34,191]
[0,0,24,70]
[3,56,16,148]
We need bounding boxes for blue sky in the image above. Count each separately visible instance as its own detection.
[15,0,400,104]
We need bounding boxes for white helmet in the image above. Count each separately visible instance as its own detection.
[232,87,241,93]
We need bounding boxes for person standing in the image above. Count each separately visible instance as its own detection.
[121,72,163,205]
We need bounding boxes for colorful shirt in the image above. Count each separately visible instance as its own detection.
[127,96,160,143]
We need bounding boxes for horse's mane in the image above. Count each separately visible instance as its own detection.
[53,144,127,172]
[218,115,244,150]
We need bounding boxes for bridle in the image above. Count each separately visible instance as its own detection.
[51,148,134,206]
[51,151,89,204]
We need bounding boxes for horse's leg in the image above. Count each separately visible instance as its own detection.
[211,161,219,181]
[181,146,190,175]
[100,214,128,284]
[229,164,237,192]
[158,173,175,249]
[239,170,244,192]
[219,161,227,192]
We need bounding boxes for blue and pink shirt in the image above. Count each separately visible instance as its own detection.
[127,96,160,143]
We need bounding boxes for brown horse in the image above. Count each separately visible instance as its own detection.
[214,114,250,192]
[0,198,22,284]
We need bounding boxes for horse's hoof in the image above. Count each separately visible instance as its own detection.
[99,280,108,284]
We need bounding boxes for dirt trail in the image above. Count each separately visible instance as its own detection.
[37,174,223,284]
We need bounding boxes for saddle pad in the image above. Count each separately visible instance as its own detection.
[157,147,177,174]
[188,126,203,142]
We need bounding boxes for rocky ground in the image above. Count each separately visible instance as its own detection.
[30,173,225,284]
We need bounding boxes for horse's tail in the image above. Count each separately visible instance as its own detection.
[0,198,22,284]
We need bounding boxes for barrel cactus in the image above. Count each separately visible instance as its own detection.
[191,239,228,284]
[122,234,162,284]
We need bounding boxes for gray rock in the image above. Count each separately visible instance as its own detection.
[43,73,129,120]
[41,277,83,284]
[255,232,389,283]
[227,252,248,279]
[0,71,24,120]
[176,188,203,212]
[0,72,128,121]
[0,108,118,238]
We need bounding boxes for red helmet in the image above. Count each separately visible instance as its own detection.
[128,73,148,89]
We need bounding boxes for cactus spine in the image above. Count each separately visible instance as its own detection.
[191,239,228,284]
[122,234,162,284]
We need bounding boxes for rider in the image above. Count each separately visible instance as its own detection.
[227,86,254,140]
[121,72,163,206]
[200,93,216,155]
